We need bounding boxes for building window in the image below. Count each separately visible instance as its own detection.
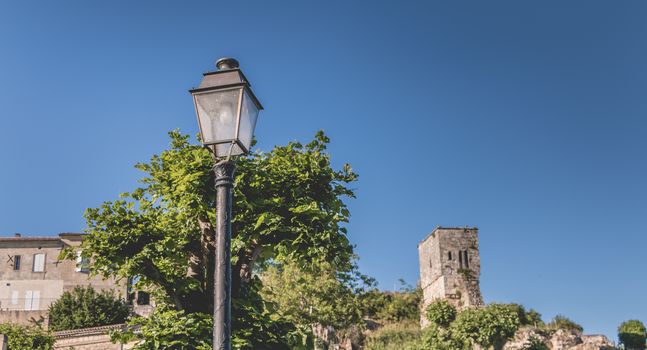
[75,251,90,273]
[33,254,45,272]
[464,250,470,268]
[448,251,452,261]
[136,291,150,306]
[459,250,463,269]
[11,291,19,305]
[24,290,40,310]
[13,255,21,270]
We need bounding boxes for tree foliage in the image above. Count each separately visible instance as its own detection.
[75,130,358,348]
[113,308,212,350]
[546,315,583,333]
[417,324,462,350]
[503,303,544,328]
[451,303,521,350]
[359,282,421,323]
[48,286,130,331]
[522,336,549,350]
[261,261,363,331]
[364,321,421,350]
[0,323,54,350]
[113,305,297,350]
[376,290,422,323]
[425,300,457,328]
[618,320,647,350]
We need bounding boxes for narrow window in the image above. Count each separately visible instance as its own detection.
[31,291,40,310]
[75,251,90,273]
[458,250,463,269]
[448,251,452,261]
[13,255,21,270]
[24,291,33,310]
[464,250,470,269]
[137,291,150,306]
[33,253,45,272]
[11,291,19,305]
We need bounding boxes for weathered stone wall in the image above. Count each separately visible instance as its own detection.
[0,310,48,326]
[418,227,484,327]
[53,324,137,350]
[503,327,618,350]
[54,333,122,350]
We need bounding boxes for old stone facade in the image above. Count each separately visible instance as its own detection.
[418,227,484,327]
[0,233,133,327]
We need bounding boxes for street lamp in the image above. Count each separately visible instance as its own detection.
[190,58,263,350]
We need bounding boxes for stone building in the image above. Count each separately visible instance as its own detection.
[0,233,129,326]
[418,227,484,327]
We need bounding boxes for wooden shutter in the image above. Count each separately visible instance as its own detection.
[33,253,45,272]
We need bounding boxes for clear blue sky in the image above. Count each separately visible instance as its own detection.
[1,0,645,340]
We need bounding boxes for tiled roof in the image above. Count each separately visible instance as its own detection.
[54,324,125,339]
[0,237,60,242]
[0,232,87,242]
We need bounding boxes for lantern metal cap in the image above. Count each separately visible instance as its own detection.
[216,58,240,71]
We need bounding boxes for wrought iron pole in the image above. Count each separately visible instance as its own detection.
[213,160,235,350]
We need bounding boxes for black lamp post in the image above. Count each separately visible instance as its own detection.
[190,58,263,350]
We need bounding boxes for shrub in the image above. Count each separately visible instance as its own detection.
[418,324,462,350]
[425,300,457,328]
[618,320,647,350]
[0,323,54,350]
[360,289,390,319]
[451,303,521,350]
[505,304,544,327]
[546,315,583,333]
[524,309,545,327]
[48,286,130,331]
[375,289,422,323]
[364,321,421,350]
[522,336,549,350]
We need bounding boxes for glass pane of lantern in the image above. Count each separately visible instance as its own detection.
[212,142,245,157]
[194,88,242,145]
[237,90,260,152]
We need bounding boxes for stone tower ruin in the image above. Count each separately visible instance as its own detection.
[418,227,484,327]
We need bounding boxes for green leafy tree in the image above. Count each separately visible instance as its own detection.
[451,303,521,350]
[74,131,358,349]
[261,261,363,340]
[417,324,463,350]
[523,309,544,328]
[0,323,54,350]
[618,320,647,350]
[113,308,212,350]
[425,300,457,328]
[504,304,544,328]
[372,286,422,323]
[359,288,390,320]
[546,315,583,333]
[48,286,130,331]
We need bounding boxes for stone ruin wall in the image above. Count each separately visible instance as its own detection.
[418,227,484,327]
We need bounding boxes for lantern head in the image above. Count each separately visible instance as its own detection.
[190,58,263,157]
